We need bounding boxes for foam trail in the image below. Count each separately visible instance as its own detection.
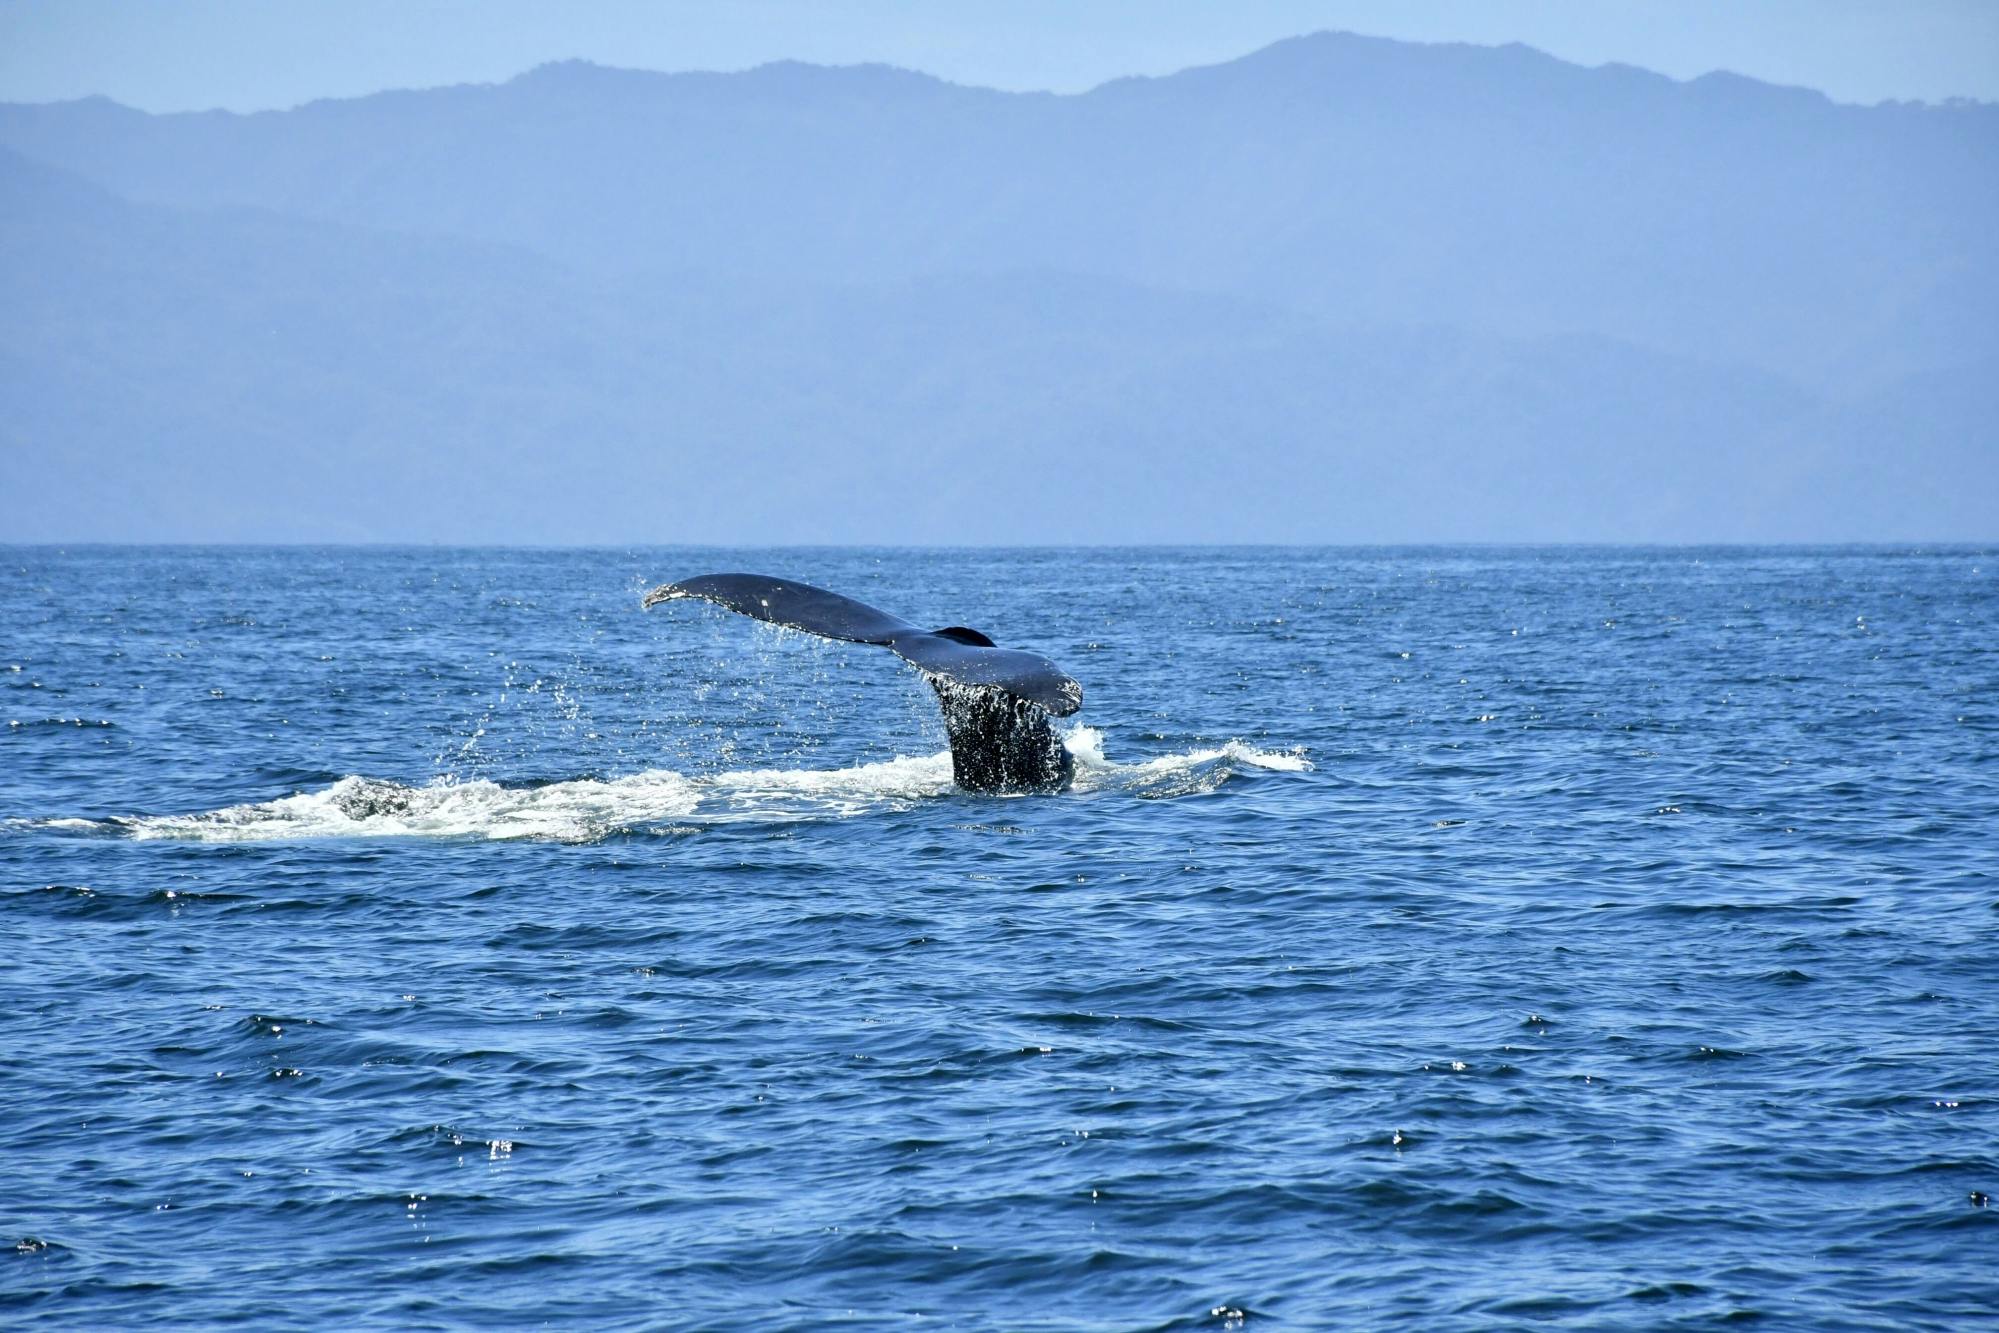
[26,735,1307,844]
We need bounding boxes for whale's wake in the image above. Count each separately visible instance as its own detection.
[31,730,1309,844]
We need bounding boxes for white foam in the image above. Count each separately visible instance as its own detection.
[1065,726,1310,778]
[109,772,702,844]
[35,734,1307,844]
[1064,726,1311,796]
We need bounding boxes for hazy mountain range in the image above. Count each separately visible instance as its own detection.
[2,31,1993,542]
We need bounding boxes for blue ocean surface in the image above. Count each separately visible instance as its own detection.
[2,545,1994,1329]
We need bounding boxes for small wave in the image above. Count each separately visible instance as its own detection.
[1066,727,1310,797]
[23,732,1307,844]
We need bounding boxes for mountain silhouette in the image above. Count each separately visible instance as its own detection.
[2,32,1992,541]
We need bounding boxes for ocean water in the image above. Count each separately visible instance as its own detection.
[2,545,1993,1329]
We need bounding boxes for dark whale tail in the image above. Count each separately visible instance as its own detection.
[642,574,1080,793]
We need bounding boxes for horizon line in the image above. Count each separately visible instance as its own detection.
[5,540,1993,552]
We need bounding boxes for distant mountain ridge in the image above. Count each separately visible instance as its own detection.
[1,32,1993,542]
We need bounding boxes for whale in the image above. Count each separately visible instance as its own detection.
[642,573,1080,793]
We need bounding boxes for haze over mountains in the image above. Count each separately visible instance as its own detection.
[2,31,1993,542]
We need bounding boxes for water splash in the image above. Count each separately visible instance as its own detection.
[28,733,1308,844]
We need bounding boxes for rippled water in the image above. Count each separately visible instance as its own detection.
[3,546,1994,1328]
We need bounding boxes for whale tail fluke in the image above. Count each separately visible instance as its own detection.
[642,573,1081,794]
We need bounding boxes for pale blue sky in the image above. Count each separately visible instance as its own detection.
[2,0,1995,111]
